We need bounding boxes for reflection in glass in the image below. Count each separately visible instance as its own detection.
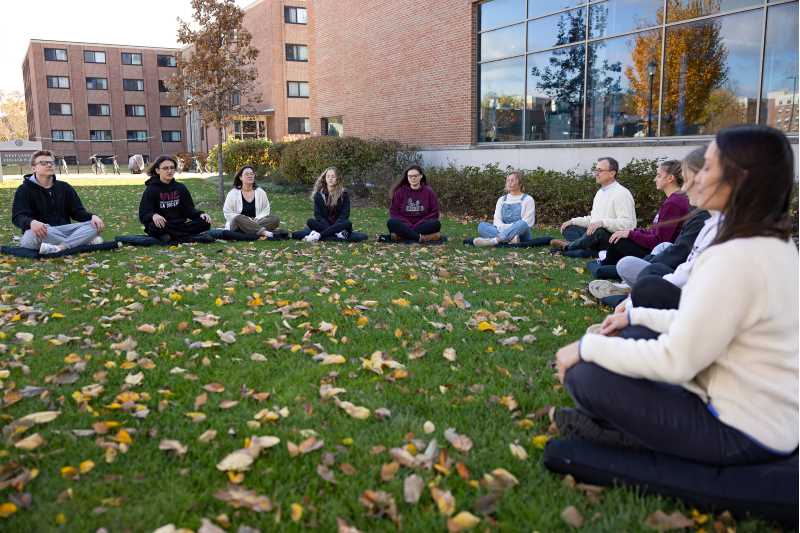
[586,30,662,138]
[666,0,759,23]
[589,0,662,39]
[480,0,525,31]
[529,0,588,18]
[528,8,586,52]
[526,44,585,140]
[480,57,526,142]
[661,11,761,136]
[759,3,798,133]
[481,24,526,61]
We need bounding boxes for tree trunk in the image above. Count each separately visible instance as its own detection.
[217,126,224,205]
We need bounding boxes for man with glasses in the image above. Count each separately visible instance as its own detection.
[550,157,636,257]
[11,150,105,255]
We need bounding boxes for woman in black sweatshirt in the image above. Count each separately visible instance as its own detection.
[138,155,211,241]
[292,167,353,242]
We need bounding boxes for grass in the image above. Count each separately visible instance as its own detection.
[0,178,777,532]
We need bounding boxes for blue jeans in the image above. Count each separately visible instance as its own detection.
[477,220,532,243]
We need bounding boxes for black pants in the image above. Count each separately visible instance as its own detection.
[603,238,651,266]
[563,225,612,253]
[631,274,682,310]
[639,262,674,278]
[387,219,441,241]
[564,361,782,465]
[307,218,353,239]
[145,218,210,239]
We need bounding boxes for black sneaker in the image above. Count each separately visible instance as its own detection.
[553,408,643,450]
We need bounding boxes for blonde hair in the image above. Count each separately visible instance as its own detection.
[311,167,344,207]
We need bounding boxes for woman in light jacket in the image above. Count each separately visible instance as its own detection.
[223,165,285,237]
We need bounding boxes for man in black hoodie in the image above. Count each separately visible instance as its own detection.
[12,150,105,254]
[138,155,211,241]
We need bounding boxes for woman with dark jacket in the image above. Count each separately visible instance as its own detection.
[138,155,211,241]
[293,167,354,242]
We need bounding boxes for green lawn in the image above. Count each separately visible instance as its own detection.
[0,179,773,532]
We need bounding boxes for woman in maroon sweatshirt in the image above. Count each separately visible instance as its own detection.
[601,160,690,265]
[387,165,441,242]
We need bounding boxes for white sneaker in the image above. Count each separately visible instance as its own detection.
[473,237,498,247]
[303,231,321,243]
[335,231,349,240]
[90,236,103,245]
[588,279,631,300]
[264,230,274,239]
[39,242,62,255]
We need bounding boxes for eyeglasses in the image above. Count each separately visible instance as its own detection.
[159,166,176,171]
[35,160,56,166]
[593,168,612,174]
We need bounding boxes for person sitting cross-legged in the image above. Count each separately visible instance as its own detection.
[550,157,636,257]
[473,171,536,247]
[138,155,211,242]
[223,165,285,238]
[11,150,105,255]
[386,165,442,243]
[295,167,356,242]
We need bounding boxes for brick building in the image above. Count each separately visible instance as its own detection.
[188,0,311,151]
[23,39,186,168]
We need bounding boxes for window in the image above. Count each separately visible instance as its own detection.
[759,2,799,133]
[84,50,106,63]
[88,104,111,116]
[477,0,786,141]
[158,80,169,92]
[46,76,69,89]
[230,91,241,106]
[161,130,182,142]
[127,130,149,142]
[284,6,308,24]
[157,54,177,67]
[86,77,108,90]
[160,106,180,117]
[232,119,267,139]
[123,79,145,91]
[125,105,146,117]
[285,44,309,62]
[48,103,72,116]
[44,48,67,61]
[322,116,343,136]
[287,81,310,98]
[121,52,142,65]
[89,130,112,142]
[52,130,75,142]
[288,117,310,134]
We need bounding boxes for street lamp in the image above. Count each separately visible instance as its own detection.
[647,60,657,137]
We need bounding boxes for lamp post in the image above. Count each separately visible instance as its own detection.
[647,60,657,137]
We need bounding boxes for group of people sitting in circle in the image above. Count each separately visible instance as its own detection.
[6,124,798,522]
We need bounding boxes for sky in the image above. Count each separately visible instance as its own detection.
[0,0,254,94]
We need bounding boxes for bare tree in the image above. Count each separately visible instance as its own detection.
[170,0,260,203]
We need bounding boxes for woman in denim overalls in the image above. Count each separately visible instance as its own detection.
[474,171,536,247]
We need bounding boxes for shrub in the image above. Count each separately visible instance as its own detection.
[272,136,419,197]
[207,138,277,176]
[427,159,664,226]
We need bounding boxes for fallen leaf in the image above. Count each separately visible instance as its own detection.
[404,474,424,504]
[203,383,225,393]
[214,485,272,512]
[509,443,528,461]
[561,505,584,528]
[447,511,481,532]
[291,502,304,522]
[644,510,694,531]
[444,428,473,453]
[216,330,236,344]
[216,450,254,472]
[431,487,456,516]
[159,439,188,456]
[198,430,217,443]
[423,421,436,434]
[380,462,399,482]
[443,347,457,362]
[137,324,156,334]
[14,433,44,450]
[124,372,144,386]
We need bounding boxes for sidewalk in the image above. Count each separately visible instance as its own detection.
[0,172,212,188]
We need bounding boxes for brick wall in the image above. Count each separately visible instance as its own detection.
[310,0,475,145]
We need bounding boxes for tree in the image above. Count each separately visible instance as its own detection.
[170,0,260,203]
[0,91,28,142]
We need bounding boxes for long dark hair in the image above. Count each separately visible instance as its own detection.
[713,124,794,244]
[147,155,178,179]
[388,164,427,199]
[232,165,258,189]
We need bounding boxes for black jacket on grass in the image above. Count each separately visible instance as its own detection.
[646,209,711,269]
[138,176,205,225]
[313,191,350,225]
[12,174,93,232]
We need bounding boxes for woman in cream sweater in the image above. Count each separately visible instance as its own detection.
[222,165,286,237]
[554,124,798,465]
